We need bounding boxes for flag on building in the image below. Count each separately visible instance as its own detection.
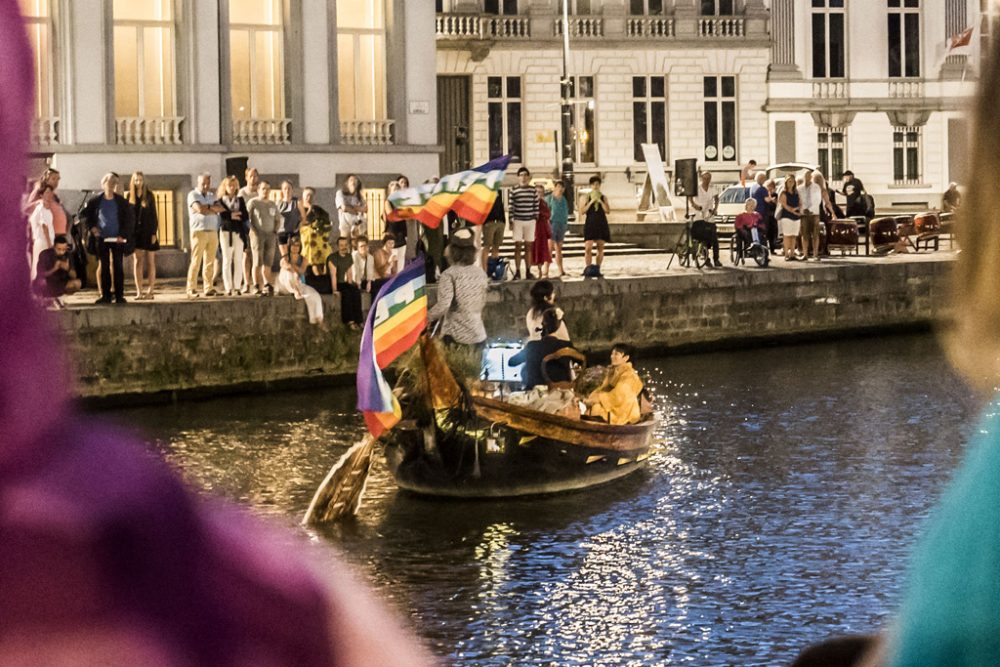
[356,259,428,437]
[386,156,511,229]
[935,25,978,72]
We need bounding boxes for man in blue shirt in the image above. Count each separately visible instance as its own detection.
[748,171,777,252]
[81,172,134,304]
[186,172,224,298]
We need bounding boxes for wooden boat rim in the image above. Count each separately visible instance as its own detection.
[471,395,656,435]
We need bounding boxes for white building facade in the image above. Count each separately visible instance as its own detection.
[20,0,440,268]
[436,0,772,209]
[767,0,979,208]
[436,0,985,211]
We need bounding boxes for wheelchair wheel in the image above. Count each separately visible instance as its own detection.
[752,244,769,267]
[730,235,742,266]
[694,242,709,269]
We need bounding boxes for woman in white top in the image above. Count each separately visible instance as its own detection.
[335,174,368,240]
[28,185,55,280]
[277,237,325,326]
[526,279,570,342]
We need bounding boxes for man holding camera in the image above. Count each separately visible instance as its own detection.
[32,234,81,307]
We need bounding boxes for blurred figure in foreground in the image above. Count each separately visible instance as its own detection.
[0,3,433,665]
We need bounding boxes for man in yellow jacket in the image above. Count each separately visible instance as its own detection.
[585,343,644,425]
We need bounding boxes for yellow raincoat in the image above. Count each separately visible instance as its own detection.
[587,362,643,425]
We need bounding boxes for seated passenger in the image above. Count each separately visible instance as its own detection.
[508,308,583,389]
[585,343,644,425]
[733,198,766,255]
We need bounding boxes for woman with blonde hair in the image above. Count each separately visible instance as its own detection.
[126,171,159,299]
[216,175,249,296]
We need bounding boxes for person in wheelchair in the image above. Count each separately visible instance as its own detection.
[508,308,584,389]
[733,198,767,257]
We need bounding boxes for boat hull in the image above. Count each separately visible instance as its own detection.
[382,397,656,498]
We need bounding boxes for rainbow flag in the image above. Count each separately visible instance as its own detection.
[387,156,510,229]
[356,259,428,438]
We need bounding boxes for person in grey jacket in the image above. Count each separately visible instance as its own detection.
[428,228,488,350]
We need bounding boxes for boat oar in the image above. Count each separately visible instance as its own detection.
[302,434,378,525]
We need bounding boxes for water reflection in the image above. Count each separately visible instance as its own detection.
[111,334,979,666]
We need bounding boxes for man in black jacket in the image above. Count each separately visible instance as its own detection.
[80,172,134,304]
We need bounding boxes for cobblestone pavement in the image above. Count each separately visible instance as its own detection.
[58,249,958,309]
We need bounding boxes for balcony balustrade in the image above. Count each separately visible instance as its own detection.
[888,80,924,99]
[811,81,848,99]
[436,14,531,39]
[553,16,605,38]
[698,17,745,37]
[625,17,676,38]
[115,116,184,145]
[31,116,59,145]
[232,118,291,145]
[340,120,395,146]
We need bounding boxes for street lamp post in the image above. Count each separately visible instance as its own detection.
[560,0,574,200]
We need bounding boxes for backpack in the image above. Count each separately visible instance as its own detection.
[487,256,508,282]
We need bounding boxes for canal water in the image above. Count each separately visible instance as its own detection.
[105,334,981,666]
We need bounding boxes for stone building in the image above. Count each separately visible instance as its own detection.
[21,0,439,272]
[435,0,772,210]
[767,0,979,208]
[436,0,984,210]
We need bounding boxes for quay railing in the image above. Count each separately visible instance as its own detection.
[340,120,396,146]
[232,118,291,145]
[115,116,184,145]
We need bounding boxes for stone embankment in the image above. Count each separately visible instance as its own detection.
[56,255,953,404]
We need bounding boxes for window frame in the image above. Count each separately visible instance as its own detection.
[483,0,518,14]
[487,75,523,163]
[629,0,664,14]
[336,0,388,122]
[229,0,288,122]
[562,75,596,166]
[816,127,846,182]
[981,0,1000,63]
[112,0,178,120]
[811,0,846,79]
[892,125,922,185]
[631,75,667,163]
[703,75,738,163]
[700,0,736,16]
[19,0,59,129]
[888,0,921,78]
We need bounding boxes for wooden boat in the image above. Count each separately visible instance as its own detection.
[381,339,657,498]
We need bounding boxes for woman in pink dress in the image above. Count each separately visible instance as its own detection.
[531,184,553,278]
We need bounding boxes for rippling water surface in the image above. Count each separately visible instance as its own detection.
[107,334,981,666]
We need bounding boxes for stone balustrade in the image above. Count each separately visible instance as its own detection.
[812,81,848,99]
[698,17,745,37]
[340,119,395,146]
[626,17,676,38]
[31,116,59,145]
[115,116,184,146]
[436,13,531,39]
[553,16,605,38]
[232,118,291,145]
[889,80,925,99]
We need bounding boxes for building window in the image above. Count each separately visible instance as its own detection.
[817,128,845,181]
[701,0,735,15]
[981,0,1000,60]
[484,0,517,14]
[632,76,666,162]
[153,189,177,247]
[230,0,285,121]
[811,0,845,78]
[337,0,387,123]
[571,0,593,13]
[630,0,664,14]
[888,0,920,77]
[562,76,595,165]
[703,76,736,162]
[487,76,522,161]
[19,0,57,139]
[893,126,921,184]
[113,0,176,121]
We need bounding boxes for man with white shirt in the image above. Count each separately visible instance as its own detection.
[799,170,823,261]
[688,170,721,267]
[186,172,225,298]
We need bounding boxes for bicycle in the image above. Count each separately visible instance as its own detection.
[669,214,710,270]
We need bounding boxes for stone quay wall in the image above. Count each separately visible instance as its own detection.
[59,258,953,403]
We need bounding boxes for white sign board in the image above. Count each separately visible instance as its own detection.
[637,143,677,221]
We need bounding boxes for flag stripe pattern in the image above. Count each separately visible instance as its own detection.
[356,259,428,438]
[386,156,511,229]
